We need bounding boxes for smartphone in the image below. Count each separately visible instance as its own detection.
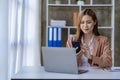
[72,41,81,53]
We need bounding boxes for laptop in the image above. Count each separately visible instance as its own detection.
[42,47,89,74]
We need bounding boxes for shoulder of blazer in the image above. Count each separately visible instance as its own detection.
[94,35,108,44]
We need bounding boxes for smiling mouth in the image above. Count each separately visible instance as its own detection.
[84,29,89,31]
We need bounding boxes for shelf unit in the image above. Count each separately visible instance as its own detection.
[46,0,115,66]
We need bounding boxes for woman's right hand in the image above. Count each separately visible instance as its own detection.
[66,35,77,48]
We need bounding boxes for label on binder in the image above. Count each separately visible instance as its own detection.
[57,28,62,47]
[53,27,57,47]
[48,27,53,47]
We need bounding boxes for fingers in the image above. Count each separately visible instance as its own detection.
[81,44,90,51]
[76,50,82,56]
[81,45,90,57]
[69,35,77,41]
[85,46,89,50]
[66,35,77,48]
[66,37,72,48]
[76,44,91,59]
[72,35,76,41]
[81,46,85,54]
[75,47,78,50]
[66,41,72,48]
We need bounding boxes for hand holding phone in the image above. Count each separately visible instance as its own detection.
[72,41,81,53]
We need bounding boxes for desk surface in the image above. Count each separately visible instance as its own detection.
[12,66,120,79]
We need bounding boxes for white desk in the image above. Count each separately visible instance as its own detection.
[12,66,120,79]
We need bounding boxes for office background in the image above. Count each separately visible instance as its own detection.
[41,0,120,66]
[0,0,120,80]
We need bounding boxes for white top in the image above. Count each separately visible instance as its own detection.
[79,35,94,70]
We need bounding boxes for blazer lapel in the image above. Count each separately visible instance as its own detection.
[92,36,99,56]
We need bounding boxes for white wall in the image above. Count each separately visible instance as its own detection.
[0,0,8,80]
[39,0,41,66]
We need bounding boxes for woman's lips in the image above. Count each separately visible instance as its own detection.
[84,29,89,31]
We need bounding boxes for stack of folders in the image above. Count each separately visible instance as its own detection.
[48,27,62,47]
[50,20,66,27]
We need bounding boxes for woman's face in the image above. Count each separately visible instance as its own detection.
[80,15,96,35]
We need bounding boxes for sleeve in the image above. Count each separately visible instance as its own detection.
[92,37,112,68]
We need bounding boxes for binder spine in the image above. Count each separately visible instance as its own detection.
[53,27,57,47]
[57,28,62,47]
[48,27,53,47]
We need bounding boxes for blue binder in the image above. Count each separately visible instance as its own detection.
[57,28,62,47]
[48,27,62,47]
[48,27,53,47]
[53,27,57,47]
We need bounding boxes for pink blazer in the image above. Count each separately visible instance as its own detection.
[90,35,112,68]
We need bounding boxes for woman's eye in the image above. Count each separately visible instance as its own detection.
[87,21,92,24]
[81,21,93,24]
[81,21,84,24]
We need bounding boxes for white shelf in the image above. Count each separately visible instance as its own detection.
[48,26,113,29]
[98,26,113,29]
[48,26,77,28]
[48,4,113,7]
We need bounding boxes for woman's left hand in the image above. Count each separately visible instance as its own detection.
[81,44,91,59]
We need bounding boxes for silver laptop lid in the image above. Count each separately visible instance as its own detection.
[42,47,78,74]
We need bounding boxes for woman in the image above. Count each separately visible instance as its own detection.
[66,9,112,68]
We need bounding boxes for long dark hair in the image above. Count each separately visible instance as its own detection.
[76,9,100,42]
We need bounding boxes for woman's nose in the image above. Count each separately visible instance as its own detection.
[84,22,87,27]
